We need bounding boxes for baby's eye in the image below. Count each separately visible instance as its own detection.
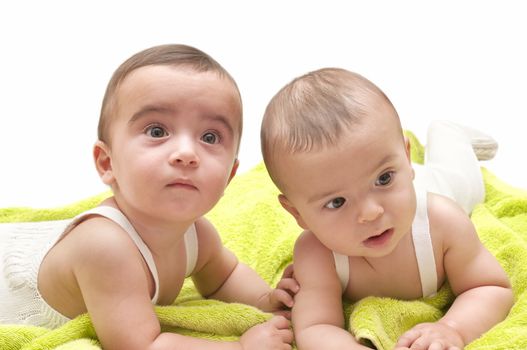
[325,197,346,209]
[202,131,220,144]
[375,171,393,186]
[145,125,168,138]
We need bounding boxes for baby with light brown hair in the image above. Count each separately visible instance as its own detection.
[261,67,512,350]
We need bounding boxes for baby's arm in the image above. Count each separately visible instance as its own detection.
[191,218,298,315]
[71,219,291,350]
[292,231,372,350]
[396,195,513,350]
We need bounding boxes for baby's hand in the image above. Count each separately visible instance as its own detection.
[239,315,293,350]
[395,322,464,350]
[258,264,299,318]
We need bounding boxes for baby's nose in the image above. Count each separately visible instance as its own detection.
[169,138,200,167]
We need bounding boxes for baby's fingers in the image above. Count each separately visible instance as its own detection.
[396,329,421,348]
[272,309,292,320]
[428,342,461,350]
[268,316,293,347]
[278,326,294,345]
[269,315,291,330]
[272,288,295,308]
[276,277,300,296]
[396,334,456,350]
[281,263,295,279]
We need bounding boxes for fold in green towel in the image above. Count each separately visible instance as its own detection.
[1,132,526,349]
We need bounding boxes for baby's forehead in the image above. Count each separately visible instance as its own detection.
[120,65,241,109]
[124,64,237,90]
[111,65,243,133]
[277,121,404,175]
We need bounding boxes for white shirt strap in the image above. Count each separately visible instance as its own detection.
[411,191,438,297]
[184,224,198,277]
[332,251,349,292]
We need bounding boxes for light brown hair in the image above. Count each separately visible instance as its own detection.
[261,67,399,187]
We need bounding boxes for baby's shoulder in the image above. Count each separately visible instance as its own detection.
[295,230,323,249]
[427,192,464,216]
[294,230,332,260]
[193,216,220,245]
[41,215,148,296]
[294,231,342,288]
[191,217,225,262]
[427,192,471,223]
[58,216,144,265]
[426,192,475,243]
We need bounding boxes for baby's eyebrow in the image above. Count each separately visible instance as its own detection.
[205,115,235,138]
[308,189,340,204]
[128,105,173,124]
[372,154,397,171]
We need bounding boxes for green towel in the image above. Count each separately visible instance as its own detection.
[1,132,526,349]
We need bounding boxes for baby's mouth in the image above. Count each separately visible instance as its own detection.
[363,228,394,248]
[167,178,198,190]
[168,183,197,190]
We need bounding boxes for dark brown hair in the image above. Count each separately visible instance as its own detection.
[98,44,242,145]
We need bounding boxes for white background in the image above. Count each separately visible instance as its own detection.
[1,1,525,208]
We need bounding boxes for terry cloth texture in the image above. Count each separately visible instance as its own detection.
[1,131,526,349]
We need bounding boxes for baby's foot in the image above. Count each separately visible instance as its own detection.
[456,124,498,161]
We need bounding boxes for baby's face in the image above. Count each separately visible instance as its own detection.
[278,110,416,258]
[105,65,242,222]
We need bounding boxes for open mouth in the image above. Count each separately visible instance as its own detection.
[363,228,394,248]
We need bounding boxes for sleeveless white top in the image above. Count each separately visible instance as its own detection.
[0,206,198,328]
[332,189,438,298]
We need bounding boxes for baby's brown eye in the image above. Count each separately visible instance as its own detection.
[376,172,393,186]
[325,197,346,209]
[202,132,219,144]
[146,126,167,138]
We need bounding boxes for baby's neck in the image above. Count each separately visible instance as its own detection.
[99,197,193,249]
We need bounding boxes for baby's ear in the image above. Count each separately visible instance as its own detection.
[93,141,114,185]
[404,136,416,179]
[404,136,411,160]
[227,158,239,185]
[278,194,308,229]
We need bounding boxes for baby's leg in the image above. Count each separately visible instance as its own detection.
[420,120,492,214]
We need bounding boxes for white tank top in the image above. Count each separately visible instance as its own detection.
[0,206,198,328]
[332,189,437,298]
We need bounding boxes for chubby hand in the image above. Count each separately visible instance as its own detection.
[395,322,464,350]
[239,315,293,350]
[257,264,299,319]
